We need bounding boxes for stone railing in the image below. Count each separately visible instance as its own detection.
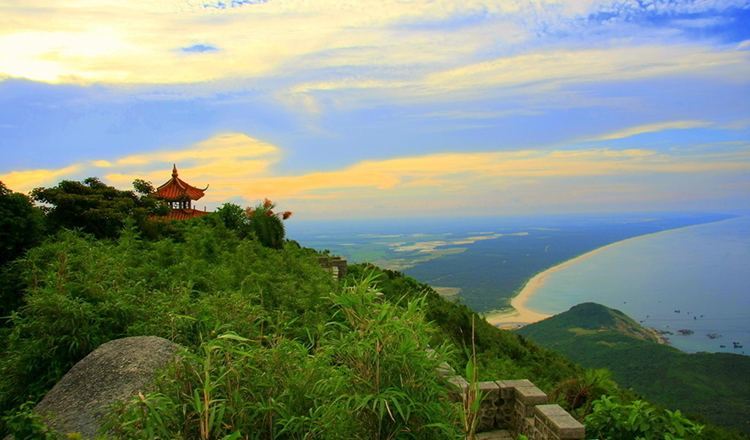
[444,372,585,440]
[317,256,348,281]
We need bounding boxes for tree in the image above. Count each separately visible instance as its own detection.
[30,177,168,239]
[0,182,45,267]
[0,182,46,317]
[246,199,292,249]
[216,203,250,238]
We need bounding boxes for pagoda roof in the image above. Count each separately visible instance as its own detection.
[154,165,208,201]
[162,208,211,221]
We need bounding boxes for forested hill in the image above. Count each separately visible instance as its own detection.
[0,178,746,439]
[518,302,750,434]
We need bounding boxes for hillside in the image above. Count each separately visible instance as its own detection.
[518,302,750,434]
[0,179,743,439]
[0,215,586,439]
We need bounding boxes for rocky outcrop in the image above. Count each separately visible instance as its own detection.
[31,336,179,439]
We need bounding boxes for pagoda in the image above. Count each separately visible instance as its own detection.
[153,165,211,220]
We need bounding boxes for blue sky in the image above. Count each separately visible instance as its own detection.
[1,0,748,219]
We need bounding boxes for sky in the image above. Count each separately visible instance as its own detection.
[1,0,749,219]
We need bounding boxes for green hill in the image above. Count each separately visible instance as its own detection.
[0,178,746,438]
[517,302,750,434]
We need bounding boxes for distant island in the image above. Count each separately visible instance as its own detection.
[518,302,750,434]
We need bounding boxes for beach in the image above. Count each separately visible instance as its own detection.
[484,223,706,327]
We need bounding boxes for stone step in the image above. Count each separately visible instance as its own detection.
[475,430,514,440]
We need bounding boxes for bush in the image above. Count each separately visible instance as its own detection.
[585,395,704,440]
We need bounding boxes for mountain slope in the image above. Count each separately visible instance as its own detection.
[517,303,750,434]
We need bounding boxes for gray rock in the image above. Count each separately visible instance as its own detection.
[31,336,180,439]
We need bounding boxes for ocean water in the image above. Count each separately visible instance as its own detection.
[524,216,750,355]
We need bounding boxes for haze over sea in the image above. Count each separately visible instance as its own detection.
[288,212,748,356]
[524,216,750,356]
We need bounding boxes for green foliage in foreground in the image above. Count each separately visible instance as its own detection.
[585,396,703,440]
[0,218,337,433]
[0,213,744,439]
[106,285,458,439]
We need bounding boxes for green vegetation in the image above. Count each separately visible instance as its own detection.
[585,396,703,440]
[518,302,750,435]
[0,182,46,317]
[550,369,618,419]
[0,179,746,439]
[217,199,291,248]
[106,281,458,440]
[30,177,169,240]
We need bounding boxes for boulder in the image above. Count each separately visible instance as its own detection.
[31,336,180,439]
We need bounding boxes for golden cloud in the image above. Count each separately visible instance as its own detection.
[2,132,748,216]
[0,164,83,192]
[243,147,750,202]
[587,120,714,142]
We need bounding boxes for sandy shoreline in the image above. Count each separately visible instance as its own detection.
[483,223,710,327]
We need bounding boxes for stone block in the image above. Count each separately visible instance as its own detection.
[476,430,514,440]
[500,379,534,388]
[495,380,522,399]
[535,404,570,418]
[535,405,585,439]
[548,415,585,439]
[447,376,469,403]
[448,376,469,392]
[514,385,548,405]
[478,381,501,402]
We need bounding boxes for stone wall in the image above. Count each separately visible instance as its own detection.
[317,256,348,281]
[444,370,585,440]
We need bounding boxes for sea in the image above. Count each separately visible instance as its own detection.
[524,216,750,356]
[287,212,749,356]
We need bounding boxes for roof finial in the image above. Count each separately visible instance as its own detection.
[172,164,178,178]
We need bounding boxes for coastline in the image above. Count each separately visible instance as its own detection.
[484,222,717,327]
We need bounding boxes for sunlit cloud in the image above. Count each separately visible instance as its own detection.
[0,133,279,198]
[0,164,83,191]
[4,130,747,217]
[244,147,749,205]
[585,120,714,142]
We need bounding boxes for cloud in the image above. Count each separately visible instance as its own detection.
[202,0,274,9]
[0,133,280,198]
[280,44,750,114]
[242,146,750,207]
[585,120,714,142]
[3,0,747,92]
[1,138,747,217]
[0,164,83,192]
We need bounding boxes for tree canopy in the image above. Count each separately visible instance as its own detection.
[0,182,44,267]
[31,177,168,239]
